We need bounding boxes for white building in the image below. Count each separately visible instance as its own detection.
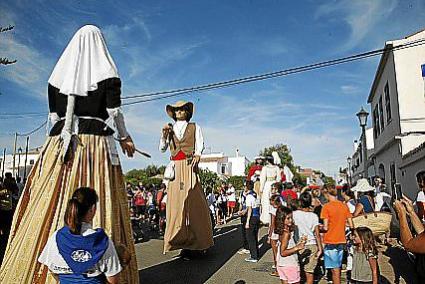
[349,128,375,183]
[366,29,425,199]
[0,148,40,180]
[199,151,250,178]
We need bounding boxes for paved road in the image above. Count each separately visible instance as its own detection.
[135,217,419,284]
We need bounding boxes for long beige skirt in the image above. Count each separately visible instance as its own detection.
[0,135,138,284]
[163,159,213,253]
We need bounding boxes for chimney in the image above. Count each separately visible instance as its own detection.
[353,140,358,152]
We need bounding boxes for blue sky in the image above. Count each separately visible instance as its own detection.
[1,0,425,177]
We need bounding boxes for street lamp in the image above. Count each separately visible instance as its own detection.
[347,156,352,186]
[356,107,369,178]
[17,147,22,179]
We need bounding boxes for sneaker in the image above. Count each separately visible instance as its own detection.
[237,249,250,254]
[244,257,258,263]
[270,270,279,277]
[272,264,276,269]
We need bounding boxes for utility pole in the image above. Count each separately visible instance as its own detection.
[1,148,5,179]
[23,136,29,181]
[12,132,17,178]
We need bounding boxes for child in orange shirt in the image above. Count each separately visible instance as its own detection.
[320,187,354,284]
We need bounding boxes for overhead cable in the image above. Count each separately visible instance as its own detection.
[121,38,425,105]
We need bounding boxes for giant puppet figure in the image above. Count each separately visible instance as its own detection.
[160,101,214,255]
[0,25,138,283]
[259,153,281,224]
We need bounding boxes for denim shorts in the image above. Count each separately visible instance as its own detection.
[324,244,345,269]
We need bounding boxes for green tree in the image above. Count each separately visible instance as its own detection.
[227,176,245,191]
[198,168,220,193]
[124,165,165,187]
[260,144,294,168]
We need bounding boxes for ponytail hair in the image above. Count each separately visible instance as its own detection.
[64,187,98,234]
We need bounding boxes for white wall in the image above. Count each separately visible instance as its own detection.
[228,156,248,176]
[392,32,425,155]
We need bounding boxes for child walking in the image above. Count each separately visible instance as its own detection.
[351,227,379,284]
[275,206,306,284]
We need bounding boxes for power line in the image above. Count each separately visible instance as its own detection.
[1,37,425,114]
[121,38,425,105]
[16,121,47,136]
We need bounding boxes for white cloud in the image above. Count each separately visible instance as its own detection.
[316,0,398,50]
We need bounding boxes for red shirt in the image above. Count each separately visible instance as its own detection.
[281,189,297,201]
[247,165,262,181]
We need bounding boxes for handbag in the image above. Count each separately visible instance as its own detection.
[164,161,175,181]
[352,211,392,236]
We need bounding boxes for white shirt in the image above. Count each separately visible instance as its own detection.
[292,210,319,245]
[416,191,425,203]
[206,193,216,212]
[246,194,259,209]
[159,121,204,156]
[38,223,122,277]
[227,187,236,202]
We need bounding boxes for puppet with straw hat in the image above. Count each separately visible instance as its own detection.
[159,100,213,257]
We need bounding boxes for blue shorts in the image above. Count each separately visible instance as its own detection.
[324,244,345,269]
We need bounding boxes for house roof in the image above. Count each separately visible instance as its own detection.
[367,43,393,103]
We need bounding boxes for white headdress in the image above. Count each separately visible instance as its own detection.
[48,25,119,96]
[271,151,281,165]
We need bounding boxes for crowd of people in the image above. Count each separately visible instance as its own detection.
[125,182,167,237]
[226,161,425,284]
[0,172,24,264]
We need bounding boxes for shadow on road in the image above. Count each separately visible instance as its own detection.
[139,223,249,284]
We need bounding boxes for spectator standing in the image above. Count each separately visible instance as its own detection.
[268,194,284,277]
[206,188,217,229]
[415,171,425,222]
[352,179,375,217]
[275,206,306,284]
[133,187,146,220]
[281,182,297,203]
[227,183,237,218]
[217,190,228,224]
[3,173,18,210]
[341,186,356,214]
[244,181,261,263]
[15,176,24,201]
[0,184,13,265]
[38,187,122,283]
[293,192,323,284]
[394,196,425,282]
[351,227,379,284]
[321,187,354,284]
[237,183,250,255]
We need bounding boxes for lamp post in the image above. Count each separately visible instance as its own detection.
[17,147,22,179]
[347,156,352,186]
[356,107,369,179]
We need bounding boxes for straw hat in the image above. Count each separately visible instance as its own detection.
[166,101,194,121]
[351,178,374,193]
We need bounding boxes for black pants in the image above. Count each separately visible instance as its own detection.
[246,216,260,259]
[240,215,248,250]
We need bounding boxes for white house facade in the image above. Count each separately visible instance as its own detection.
[366,29,425,199]
[0,149,40,179]
[199,152,250,178]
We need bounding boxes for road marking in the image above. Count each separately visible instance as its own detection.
[213,227,238,239]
